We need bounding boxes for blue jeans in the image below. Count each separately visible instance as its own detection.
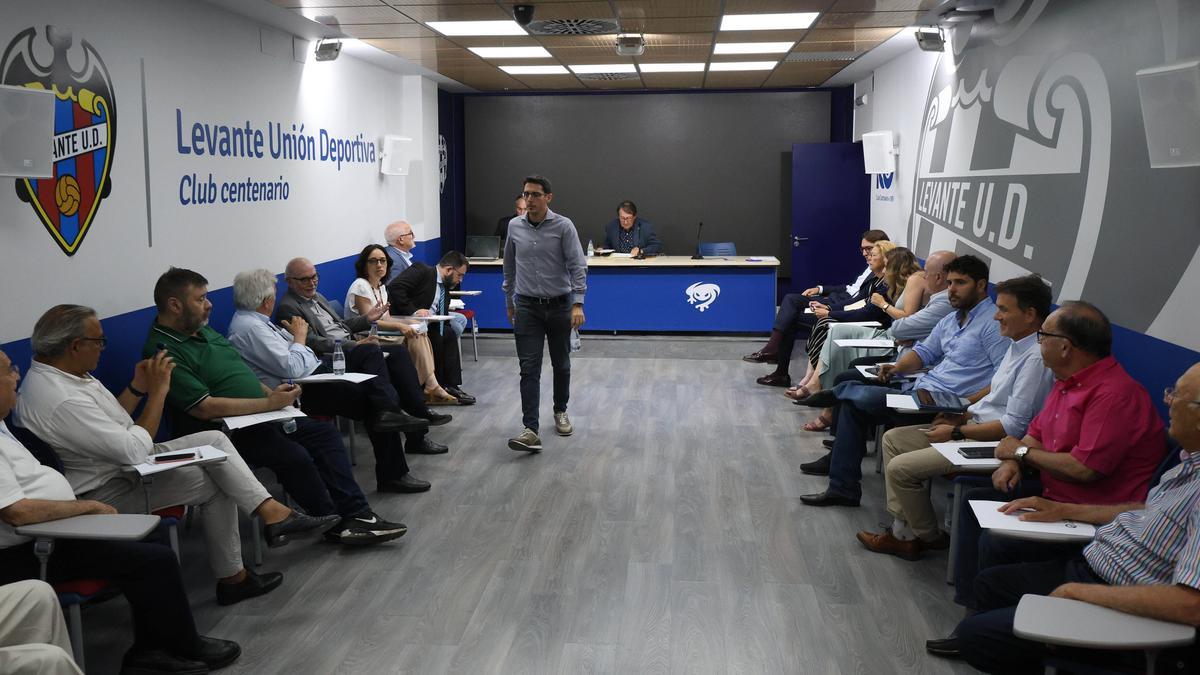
[513,295,572,433]
[826,381,933,499]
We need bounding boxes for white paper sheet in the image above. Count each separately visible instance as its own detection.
[969,500,1096,541]
[931,441,1003,468]
[886,393,919,410]
[449,290,482,296]
[295,373,376,384]
[834,338,895,348]
[391,314,453,322]
[219,407,306,430]
[128,445,228,476]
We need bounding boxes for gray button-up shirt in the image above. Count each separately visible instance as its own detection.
[502,208,588,308]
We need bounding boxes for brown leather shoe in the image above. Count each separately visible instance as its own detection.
[742,350,778,364]
[856,529,922,561]
[755,373,791,387]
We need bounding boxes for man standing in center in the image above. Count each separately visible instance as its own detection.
[502,175,587,453]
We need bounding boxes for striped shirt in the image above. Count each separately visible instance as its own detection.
[1084,449,1200,589]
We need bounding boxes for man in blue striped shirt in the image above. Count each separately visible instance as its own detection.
[947,363,1200,672]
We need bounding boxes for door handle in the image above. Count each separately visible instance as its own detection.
[792,236,809,247]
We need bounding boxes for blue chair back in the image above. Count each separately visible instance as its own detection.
[9,424,65,474]
[328,297,347,320]
[699,241,737,257]
[1150,439,1183,489]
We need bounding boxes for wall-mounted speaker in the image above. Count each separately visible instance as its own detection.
[379,135,412,176]
[0,84,54,178]
[861,130,896,174]
[1137,58,1200,168]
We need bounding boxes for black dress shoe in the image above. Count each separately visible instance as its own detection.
[821,438,834,449]
[925,636,961,659]
[800,452,832,475]
[796,388,837,408]
[419,407,453,426]
[191,636,241,670]
[445,385,476,405]
[215,569,283,606]
[370,410,429,434]
[799,490,860,507]
[407,438,448,455]
[378,473,431,493]
[263,510,341,548]
[121,648,208,675]
[742,350,778,364]
[756,373,791,387]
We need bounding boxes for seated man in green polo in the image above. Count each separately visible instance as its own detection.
[143,267,406,546]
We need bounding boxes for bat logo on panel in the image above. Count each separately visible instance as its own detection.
[685,282,720,312]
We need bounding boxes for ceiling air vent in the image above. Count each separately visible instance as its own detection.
[785,51,861,62]
[526,18,620,36]
[575,72,640,81]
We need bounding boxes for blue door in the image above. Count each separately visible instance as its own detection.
[790,143,870,293]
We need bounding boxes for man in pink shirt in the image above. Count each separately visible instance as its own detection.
[938,301,1165,629]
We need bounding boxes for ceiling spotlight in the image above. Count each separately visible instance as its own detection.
[615,34,645,57]
[914,28,945,52]
[314,39,342,61]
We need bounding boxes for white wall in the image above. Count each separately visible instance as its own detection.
[0,0,440,343]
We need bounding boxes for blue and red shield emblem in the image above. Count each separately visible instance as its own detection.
[1,26,116,256]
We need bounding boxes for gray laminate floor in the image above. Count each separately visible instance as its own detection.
[80,341,976,674]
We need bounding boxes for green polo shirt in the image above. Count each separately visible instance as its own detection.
[144,323,265,433]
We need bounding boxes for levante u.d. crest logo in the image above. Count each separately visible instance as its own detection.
[1,26,116,256]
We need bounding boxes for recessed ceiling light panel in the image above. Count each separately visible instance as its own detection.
[713,42,794,55]
[708,61,779,71]
[469,46,552,59]
[427,21,528,36]
[499,65,570,75]
[638,63,706,73]
[568,64,638,74]
[719,13,820,31]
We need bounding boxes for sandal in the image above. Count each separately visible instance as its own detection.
[425,389,459,405]
[802,412,833,432]
[784,385,812,401]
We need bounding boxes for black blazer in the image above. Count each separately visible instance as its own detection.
[386,262,439,316]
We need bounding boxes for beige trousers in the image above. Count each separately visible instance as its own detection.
[882,424,958,541]
[83,431,271,579]
[0,580,82,675]
[403,333,442,391]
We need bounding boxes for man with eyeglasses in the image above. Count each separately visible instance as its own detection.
[384,219,469,339]
[502,175,588,452]
[743,229,889,365]
[927,300,1167,660]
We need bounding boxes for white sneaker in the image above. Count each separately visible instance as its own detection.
[553,411,573,436]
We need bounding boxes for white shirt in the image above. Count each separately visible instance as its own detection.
[0,421,77,548]
[345,278,387,319]
[15,361,155,493]
[966,332,1056,438]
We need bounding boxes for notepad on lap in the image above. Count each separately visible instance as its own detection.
[970,500,1096,541]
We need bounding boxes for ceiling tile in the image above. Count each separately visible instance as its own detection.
[580,76,646,89]
[830,0,938,11]
[614,0,724,20]
[816,11,920,28]
[703,71,772,89]
[341,23,438,39]
[639,72,705,89]
[390,4,510,23]
[297,6,412,24]
[804,27,903,42]
[445,36,544,48]
[764,61,847,86]
[509,74,586,90]
[271,0,387,8]
[722,0,833,12]
[527,2,617,20]
[619,17,718,32]
[713,30,809,43]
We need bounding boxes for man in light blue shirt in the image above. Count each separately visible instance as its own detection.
[801,255,1009,507]
[858,274,1056,559]
[502,175,588,452]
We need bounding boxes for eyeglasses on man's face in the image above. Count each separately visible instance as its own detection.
[77,336,107,349]
[397,232,414,239]
[1164,387,1200,407]
[521,190,546,199]
[289,274,319,284]
[1036,330,1074,345]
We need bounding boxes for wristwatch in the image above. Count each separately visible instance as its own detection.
[951,425,965,441]
[1014,446,1030,463]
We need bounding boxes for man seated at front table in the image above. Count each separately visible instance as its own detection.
[386,251,476,405]
[0,348,242,674]
[855,274,1056,560]
[941,362,1200,674]
[15,305,337,606]
[798,255,1010,506]
[144,267,409,545]
[602,200,662,257]
[494,194,527,248]
[228,269,446,494]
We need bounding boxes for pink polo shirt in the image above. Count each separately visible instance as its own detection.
[1025,356,1165,504]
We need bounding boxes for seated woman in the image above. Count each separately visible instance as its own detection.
[795,247,926,431]
[345,244,457,404]
[756,240,894,394]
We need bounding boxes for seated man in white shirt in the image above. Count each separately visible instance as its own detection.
[855,275,1056,559]
[0,580,80,675]
[14,305,337,605]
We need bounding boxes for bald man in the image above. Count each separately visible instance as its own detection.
[383,220,416,283]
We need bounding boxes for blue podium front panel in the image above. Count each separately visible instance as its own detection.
[459,259,777,333]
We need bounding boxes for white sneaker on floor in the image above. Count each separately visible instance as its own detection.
[553,411,573,436]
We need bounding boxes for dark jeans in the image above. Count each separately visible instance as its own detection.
[0,537,200,655]
[343,342,427,416]
[513,295,572,433]
[299,381,414,484]
[826,381,933,499]
[952,484,1050,607]
[232,417,369,518]
[957,557,1105,673]
[429,320,463,387]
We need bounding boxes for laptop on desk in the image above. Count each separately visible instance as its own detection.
[466,235,501,260]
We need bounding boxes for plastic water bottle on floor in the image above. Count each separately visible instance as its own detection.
[570,328,581,352]
[333,340,346,375]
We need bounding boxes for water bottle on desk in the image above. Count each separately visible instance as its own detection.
[282,379,298,434]
[332,340,346,376]
[369,321,379,338]
[586,239,594,257]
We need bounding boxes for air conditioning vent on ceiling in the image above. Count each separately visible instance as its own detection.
[575,72,640,81]
[526,18,620,35]
[785,51,861,62]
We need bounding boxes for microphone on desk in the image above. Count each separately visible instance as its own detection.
[691,221,704,260]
